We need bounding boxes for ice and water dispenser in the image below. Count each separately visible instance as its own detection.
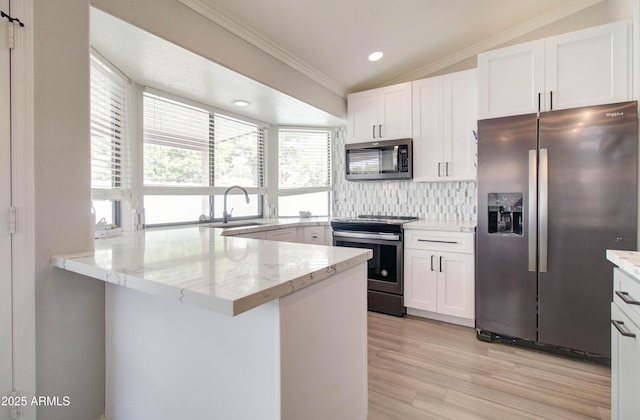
[488,193,523,235]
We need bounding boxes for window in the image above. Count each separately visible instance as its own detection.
[278,128,331,217]
[143,91,264,225]
[90,50,131,225]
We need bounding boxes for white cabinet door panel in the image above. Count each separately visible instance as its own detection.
[443,69,477,181]
[377,82,412,140]
[478,40,544,119]
[404,249,437,312]
[412,77,442,181]
[545,21,629,111]
[347,91,377,144]
[437,252,474,319]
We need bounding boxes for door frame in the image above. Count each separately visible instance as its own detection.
[1,0,14,415]
[8,0,35,418]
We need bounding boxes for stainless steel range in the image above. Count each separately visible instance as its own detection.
[331,215,418,316]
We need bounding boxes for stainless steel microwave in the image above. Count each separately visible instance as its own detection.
[345,138,412,181]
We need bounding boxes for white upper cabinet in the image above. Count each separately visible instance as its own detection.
[545,21,629,111]
[478,21,629,119]
[478,40,544,119]
[347,82,412,143]
[412,69,477,182]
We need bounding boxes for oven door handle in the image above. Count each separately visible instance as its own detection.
[332,231,401,241]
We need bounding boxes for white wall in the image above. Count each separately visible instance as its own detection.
[33,1,104,419]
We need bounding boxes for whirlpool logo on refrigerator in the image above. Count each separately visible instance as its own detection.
[605,111,625,117]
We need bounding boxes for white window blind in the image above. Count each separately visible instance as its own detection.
[143,92,265,194]
[278,128,331,193]
[90,52,131,200]
[143,94,211,189]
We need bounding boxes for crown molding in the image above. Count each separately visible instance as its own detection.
[178,0,348,97]
[386,0,605,85]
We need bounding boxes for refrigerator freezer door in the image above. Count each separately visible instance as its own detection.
[476,114,539,341]
[538,101,638,356]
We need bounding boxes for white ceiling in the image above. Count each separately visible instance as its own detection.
[91,0,604,127]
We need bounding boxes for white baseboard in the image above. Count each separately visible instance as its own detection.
[406,308,475,328]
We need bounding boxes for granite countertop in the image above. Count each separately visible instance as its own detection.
[52,221,371,317]
[404,219,476,233]
[606,249,640,279]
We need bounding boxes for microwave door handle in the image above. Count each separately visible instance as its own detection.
[393,146,399,172]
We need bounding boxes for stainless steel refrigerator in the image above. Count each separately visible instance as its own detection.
[476,101,638,357]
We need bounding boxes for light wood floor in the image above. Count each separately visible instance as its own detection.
[367,312,611,420]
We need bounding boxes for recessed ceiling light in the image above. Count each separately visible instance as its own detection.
[368,51,384,62]
[234,100,251,107]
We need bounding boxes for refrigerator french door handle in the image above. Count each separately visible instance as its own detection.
[539,148,549,273]
[528,150,537,272]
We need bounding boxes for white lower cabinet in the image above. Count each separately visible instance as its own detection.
[404,230,475,325]
[611,268,640,419]
[234,224,332,244]
[237,231,266,240]
[264,227,299,243]
[303,226,328,245]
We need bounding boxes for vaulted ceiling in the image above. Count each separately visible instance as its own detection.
[179,0,605,93]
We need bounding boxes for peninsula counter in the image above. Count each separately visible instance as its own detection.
[53,225,371,420]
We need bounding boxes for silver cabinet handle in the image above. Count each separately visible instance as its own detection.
[611,319,636,338]
[372,125,376,139]
[439,256,444,273]
[430,255,435,272]
[550,91,554,111]
[528,150,537,272]
[437,162,442,177]
[539,148,549,273]
[445,162,450,177]
[378,124,382,138]
[616,291,640,305]
[417,239,459,244]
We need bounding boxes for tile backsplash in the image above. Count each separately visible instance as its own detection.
[331,128,477,221]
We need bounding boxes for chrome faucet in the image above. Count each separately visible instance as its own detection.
[222,185,250,223]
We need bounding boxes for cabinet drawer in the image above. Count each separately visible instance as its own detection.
[303,226,326,245]
[614,268,640,327]
[405,230,473,253]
